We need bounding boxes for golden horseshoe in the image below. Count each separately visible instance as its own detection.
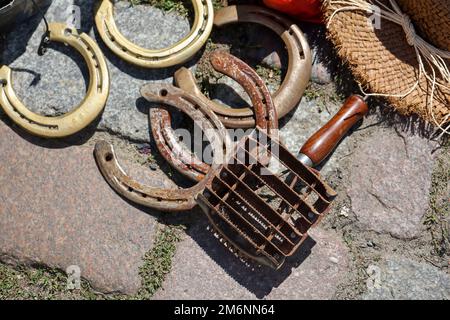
[0,22,110,138]
[95,0,214,68]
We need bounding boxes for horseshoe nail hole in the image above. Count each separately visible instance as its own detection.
[105,153,114,162]
[64,28,73,36]
[160,89,168,97]
[128,187,134,192]
[299,49,305,59]
[157,197,162,202]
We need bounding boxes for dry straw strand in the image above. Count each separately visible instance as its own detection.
[327,0,450,136]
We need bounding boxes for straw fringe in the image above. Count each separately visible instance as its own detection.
[324,0,450,135]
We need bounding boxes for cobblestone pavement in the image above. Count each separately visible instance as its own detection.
[0,1,448,299]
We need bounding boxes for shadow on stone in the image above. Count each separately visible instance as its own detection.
[362,103,438,140]
[211,22,288,74]
[278,100,301,130]
[73,0,95,34]
[184,218,316,299]
[209,82,251,108]
[8,67,42,87]
[0,4,50,65]
[300,23,359,99]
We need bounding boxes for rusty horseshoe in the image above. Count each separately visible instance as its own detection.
[175,5,312,128]
[151,50,279,182]
[94,84,232,212]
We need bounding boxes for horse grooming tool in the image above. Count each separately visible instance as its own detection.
[194,94,370,269]
[196,127,337,269]
[97,82,336,269]
[144,94,370,269]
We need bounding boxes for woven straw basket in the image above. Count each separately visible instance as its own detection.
[324,0,450,127]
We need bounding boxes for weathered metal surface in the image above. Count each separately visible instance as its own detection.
[209,50,279,132]
[151,50,278,181]
[175,5,312,128]
[94,84,231,212]
[197,128,337,269]
[151,108,211,182]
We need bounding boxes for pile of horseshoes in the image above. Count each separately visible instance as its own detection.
[0,1,369,269]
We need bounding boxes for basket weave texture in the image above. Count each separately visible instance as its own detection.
[324,0,450,125]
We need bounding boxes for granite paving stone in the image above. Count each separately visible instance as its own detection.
[154,220,349,300]
[347,126,437,239]
[363,257,450,300]
[0,121,169,295]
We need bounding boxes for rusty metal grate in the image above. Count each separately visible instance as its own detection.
[197,128,336,269]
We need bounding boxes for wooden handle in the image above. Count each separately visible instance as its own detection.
[299,95,369,166]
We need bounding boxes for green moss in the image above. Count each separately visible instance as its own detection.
[424,140,450,257]
[128,0,225,16]
[134,225,182,299]
[303,84,322,102]
[128,0,191,16]
[0,264,100,300]
[255,64,282,90]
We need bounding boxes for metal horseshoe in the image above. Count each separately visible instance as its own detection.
[151,50,279,182]
[175,5,312,128]
[94,84,232,212]
[0,22,110,138]
[95,0,214,68]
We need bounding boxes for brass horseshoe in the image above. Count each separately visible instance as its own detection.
[175,5,312,128]
[0,22,110,138]
[151,50,279,181]
[95,0,214,68]
[94,84,231,211]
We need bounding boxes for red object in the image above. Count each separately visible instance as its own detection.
[263,0,324,23]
